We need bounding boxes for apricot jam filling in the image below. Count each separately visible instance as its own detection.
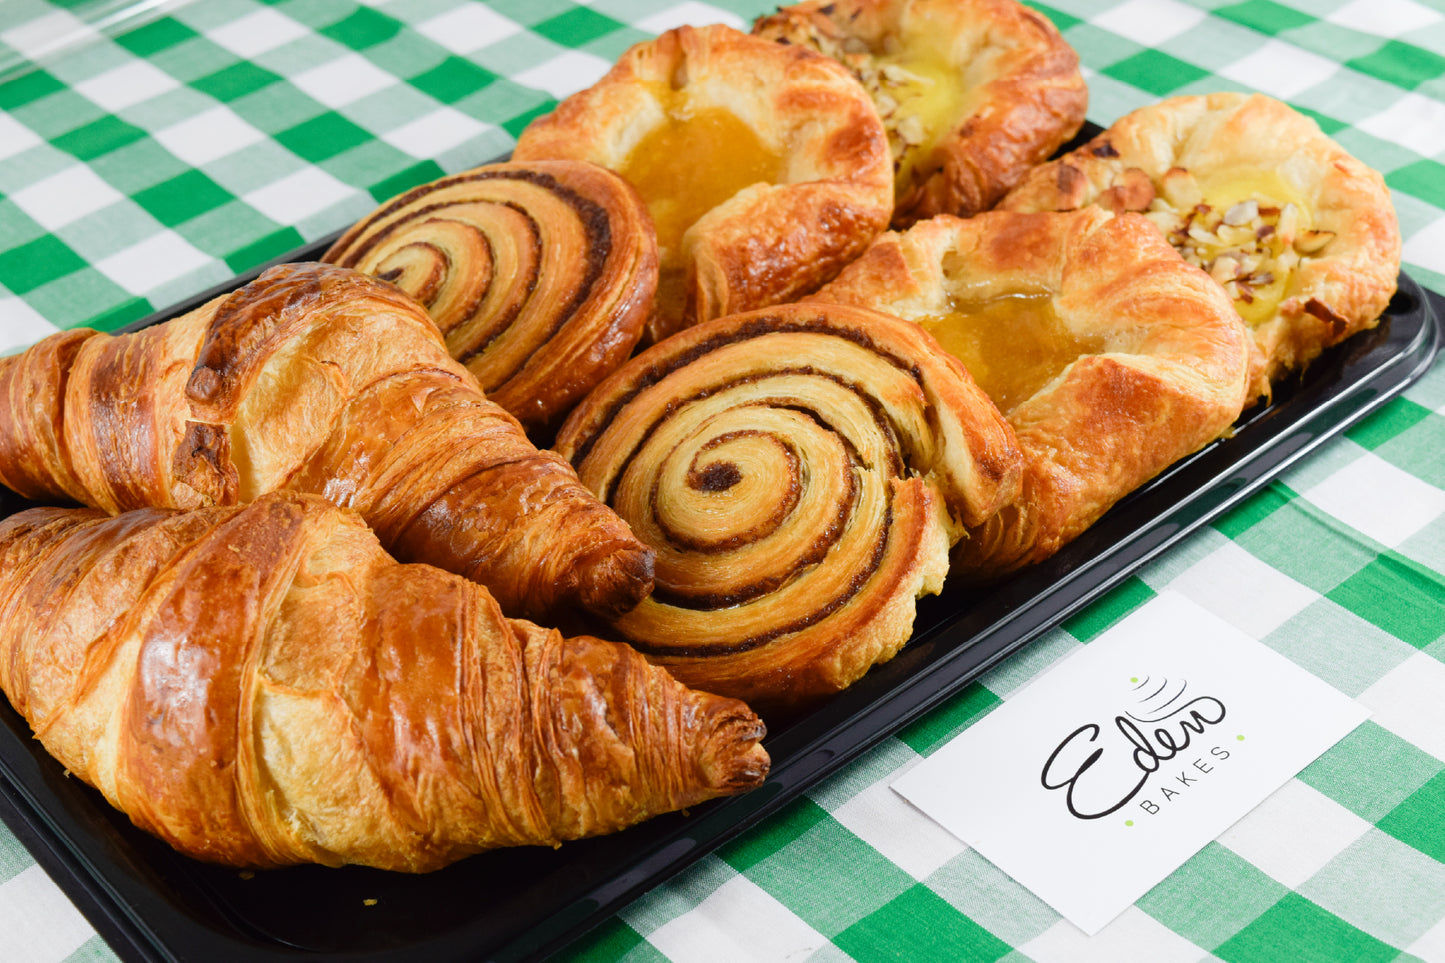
[620,98,784,323]
[621,103,784,258]
[917,291,1105,414]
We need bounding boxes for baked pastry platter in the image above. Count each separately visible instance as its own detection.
[0,4,1441,962]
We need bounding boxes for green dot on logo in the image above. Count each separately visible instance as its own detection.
[1237,734,1246,741]
[1130,677,1138,683]
[1125,819,1134,827]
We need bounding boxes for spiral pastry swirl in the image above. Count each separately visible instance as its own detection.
[554,302,1022,710]
[324,160,657,433]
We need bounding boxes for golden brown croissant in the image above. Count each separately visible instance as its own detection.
[0,491,768,871]
[322,160,657,435]
[554,301,1022,711]
[0,262,653,621]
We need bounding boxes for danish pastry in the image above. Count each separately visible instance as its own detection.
[810,208,1250,577]
[323,160,657,435]
[512,24,894,343]
[999,92,1400,401]
[753,0,1087,225]
[553,301,1022,710]
[0,491,767,870]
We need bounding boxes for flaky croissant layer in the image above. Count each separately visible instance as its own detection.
[0,492,767,871]
[0,262,654,621]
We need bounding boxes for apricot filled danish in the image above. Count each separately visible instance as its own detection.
[553,302,1022,710]
[810,209,1251,578]
[753,0,1087,226]
[998,92,1400,402]
[512,24,893,343]
[322,160,656,434]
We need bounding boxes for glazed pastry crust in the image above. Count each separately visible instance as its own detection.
[999,92,1401,401]
[323,160,657,436]
[754,0,1086,225]
[512,24,893,342]
[0,263,654,621]
[0,492,767,871]
[810,208,1250,577]
[554,301,1022,711]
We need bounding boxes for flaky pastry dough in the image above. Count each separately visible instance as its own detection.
[810,208,1251,577]
[512,24,893,343]
[0,263,653,621]
[754,0,1086,225]
[554,301,1022,711]
[323,160,656,436]
[999,92,1401,401]
[0,492,767,870]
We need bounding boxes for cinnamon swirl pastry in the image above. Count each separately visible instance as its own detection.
[323,160,656,434]
[998,92,1400,401]
[753,0,1087,225]
[512,24,893,343]
[553,302,1022,711]
[810,208,1250,578]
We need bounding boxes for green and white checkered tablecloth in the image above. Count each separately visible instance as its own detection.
[1,0,1444,960]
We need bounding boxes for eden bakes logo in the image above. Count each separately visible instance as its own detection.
[1039,674,1243,823]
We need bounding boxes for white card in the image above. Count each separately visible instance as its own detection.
[892,590,1369,935]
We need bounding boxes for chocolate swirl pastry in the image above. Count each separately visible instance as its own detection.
[553,302,1022,711]
[323,160,657,434]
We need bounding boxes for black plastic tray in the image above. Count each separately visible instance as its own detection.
[0,236,1439,961]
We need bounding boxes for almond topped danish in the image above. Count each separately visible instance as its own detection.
[753,0,1087,225]
[512,24,894,344]
[553,301,1022,711]
[999,92,1401,402]
[811,208,1251,578]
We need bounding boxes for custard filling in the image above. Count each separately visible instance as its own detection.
[780,18,968,195]
[868,31,969,193]
[1143,168,1329,326]
[917,291,1105,414]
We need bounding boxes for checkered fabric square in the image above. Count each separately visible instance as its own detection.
[1,1,1444,962]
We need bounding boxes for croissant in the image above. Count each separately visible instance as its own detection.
[322,160,657,435]
[0,262,653,621]
[0,491,768,871]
